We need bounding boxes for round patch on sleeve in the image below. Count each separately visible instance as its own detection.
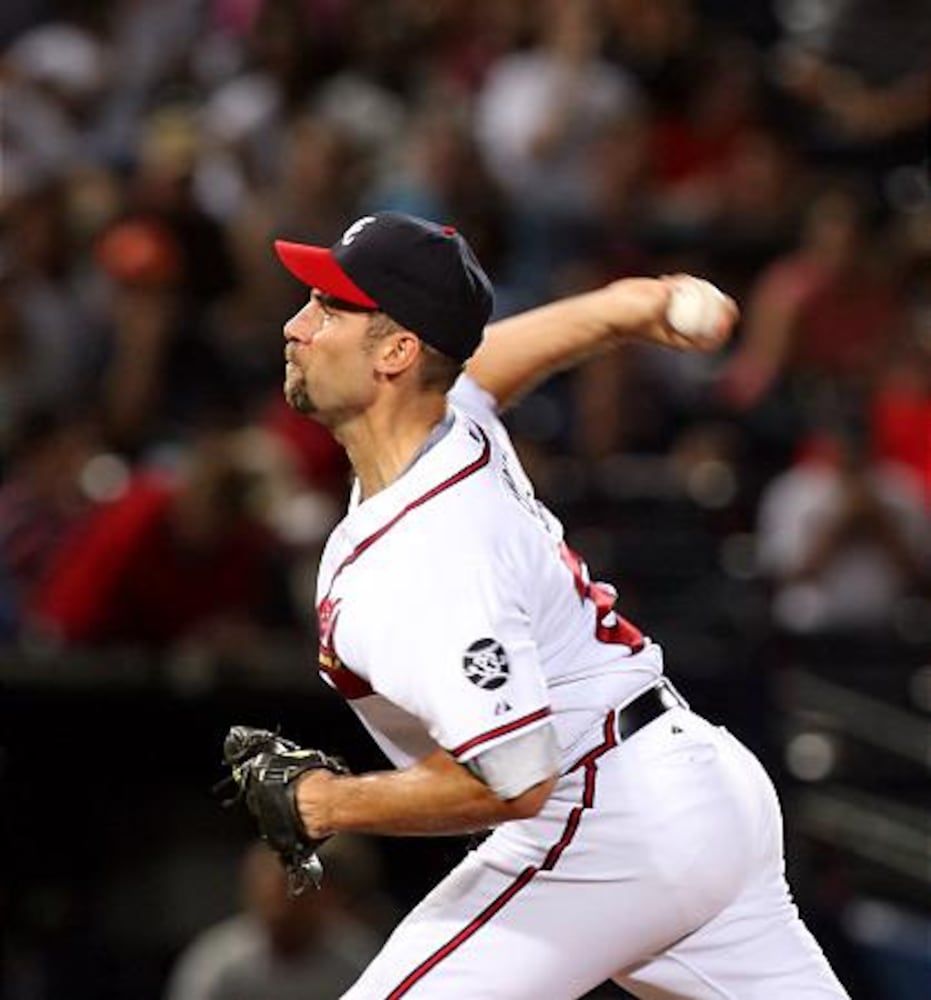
[462,638,510,690]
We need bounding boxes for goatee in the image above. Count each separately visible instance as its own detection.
[285,384,315,415]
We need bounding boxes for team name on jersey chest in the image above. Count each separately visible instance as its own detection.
[315,586,374,699]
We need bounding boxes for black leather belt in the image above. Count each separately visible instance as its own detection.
[615,679,687,741]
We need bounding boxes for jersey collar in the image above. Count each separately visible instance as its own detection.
[339,408,489,547]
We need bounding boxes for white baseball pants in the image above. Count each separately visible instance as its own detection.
[342,707,851,999]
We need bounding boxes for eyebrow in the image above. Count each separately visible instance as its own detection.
[314,291,377,314]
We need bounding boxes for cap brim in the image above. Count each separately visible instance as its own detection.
[274,240,378,308]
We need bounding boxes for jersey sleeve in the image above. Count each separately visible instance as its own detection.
[336,527,552,765]
[448,373,500,422]
[349,693,437,770]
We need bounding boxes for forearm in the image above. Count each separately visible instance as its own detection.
[296,747,555,838]
[468,277,735,411]
[467,289,617,409]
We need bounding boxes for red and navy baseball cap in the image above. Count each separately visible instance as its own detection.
[274,212,493,363]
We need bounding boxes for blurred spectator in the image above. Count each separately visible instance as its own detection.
[773,0,931,177]
[236,114,364,252]
[1,21,108,191]
[306,4,408,154]
[196,72,284,219]
[603,0,700,97]
[587,115,653,264]
[707,127,806,292]
[260,396,349,501]
[0,249,27,445]
[842,898,931,999]
[162,838,387,1000]
[646,37,762,239]
[3,181,100,422]
[92,105,244,450]
[474,0,641,222]
[227,419,343,548]
[129,105,239,309]
[402,0,534,98]
[367,109,511,282]
[717,184,904,424]
[756,428,930,634]
[535,112,652,294]
[473,0,644,306]
[227,116,364,390]
[0,409,97,641]
[93,216,185,450]
[604,0,771,256]
[867,212,931,508]
[243,0,331,107]
[27,429,294,652]
[92,0,205,164]
[869,316,931,509]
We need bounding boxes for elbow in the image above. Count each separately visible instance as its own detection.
[504,773,557,819]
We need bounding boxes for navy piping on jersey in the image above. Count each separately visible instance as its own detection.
[384,710,619,999]
[326,422,491,593]
[449,707,552,759]
[316,423,492,699]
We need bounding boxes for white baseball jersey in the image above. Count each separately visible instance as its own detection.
[314,376,849,1000]
[315,375,663,775]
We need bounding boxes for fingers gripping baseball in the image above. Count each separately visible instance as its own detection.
[600,275,738,353]
[662,275,738,351]
[218,725,349,894]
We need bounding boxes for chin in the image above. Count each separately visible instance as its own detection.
[284,371,315,414]
[285,387,315,415]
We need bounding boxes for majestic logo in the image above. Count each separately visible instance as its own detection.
[462,638,510,690]
[341,216,376,246]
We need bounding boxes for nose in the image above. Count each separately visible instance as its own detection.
[283,299,318,344]
[283,315,301,343]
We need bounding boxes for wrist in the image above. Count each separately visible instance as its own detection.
[294,768,338,839]
[591,278,671,345]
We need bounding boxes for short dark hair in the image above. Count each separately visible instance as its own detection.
[364,311,402,342]
[364,314,462,393]
[418,344,463,393]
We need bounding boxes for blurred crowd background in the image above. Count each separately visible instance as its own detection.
[1,0,929,998]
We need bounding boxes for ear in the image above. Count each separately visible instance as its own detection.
[374,330,423,377]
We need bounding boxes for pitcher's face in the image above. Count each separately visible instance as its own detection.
[283,292,380,425]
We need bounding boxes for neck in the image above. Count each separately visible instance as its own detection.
[335,392,448,500]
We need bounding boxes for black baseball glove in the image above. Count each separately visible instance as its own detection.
[217,725,349,895]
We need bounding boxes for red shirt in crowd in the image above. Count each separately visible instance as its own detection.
[31,478,276,646]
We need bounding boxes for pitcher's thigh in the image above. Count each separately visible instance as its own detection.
[342,852,717,1000]
[616,881,851,1000]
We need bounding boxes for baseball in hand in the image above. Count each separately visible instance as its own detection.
[665,277,729,341]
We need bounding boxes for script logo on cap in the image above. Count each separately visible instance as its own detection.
[340,216,376,246]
